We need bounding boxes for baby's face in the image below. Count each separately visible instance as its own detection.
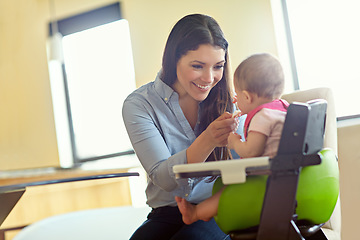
[234,87,251,114]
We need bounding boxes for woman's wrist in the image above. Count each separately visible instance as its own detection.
[186,131,216,164]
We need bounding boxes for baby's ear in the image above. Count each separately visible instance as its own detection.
[242,90,253,103]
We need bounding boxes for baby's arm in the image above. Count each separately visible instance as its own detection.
[228,131,267,158]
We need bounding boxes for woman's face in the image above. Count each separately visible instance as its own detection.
[174,44,225,102]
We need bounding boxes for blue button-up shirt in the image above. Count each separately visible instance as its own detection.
[122,72,243,208]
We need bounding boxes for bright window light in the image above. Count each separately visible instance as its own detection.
[271,0,360,117]
[62,19,135,159]
[284,0,360,117]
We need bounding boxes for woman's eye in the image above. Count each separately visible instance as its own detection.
[192,64,203,69]
[214,65,224,70]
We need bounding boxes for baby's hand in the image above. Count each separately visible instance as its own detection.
[227,132,242,149]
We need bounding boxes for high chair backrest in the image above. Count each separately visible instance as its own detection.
[256,100,328,240]
[282,88,340,239]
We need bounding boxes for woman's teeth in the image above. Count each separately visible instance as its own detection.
[194,83,210,90]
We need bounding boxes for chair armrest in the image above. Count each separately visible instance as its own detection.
[173,157,270,184]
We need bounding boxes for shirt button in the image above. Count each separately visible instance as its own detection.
[164,98,168,101]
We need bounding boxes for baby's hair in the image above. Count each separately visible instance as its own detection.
[234,53,284,99]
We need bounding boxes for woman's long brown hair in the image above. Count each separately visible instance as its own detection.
[161,14,234,162]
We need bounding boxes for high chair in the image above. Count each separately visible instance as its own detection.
[173,96,339,240]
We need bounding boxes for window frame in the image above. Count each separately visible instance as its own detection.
[49,3,135,164]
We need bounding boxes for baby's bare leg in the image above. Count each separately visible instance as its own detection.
[175,189,223,225]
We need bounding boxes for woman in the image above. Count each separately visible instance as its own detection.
[122,14,238,240]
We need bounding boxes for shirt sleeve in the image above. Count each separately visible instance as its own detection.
[248,109,286,158]
[122,95,190,193]
[248,109,274,137]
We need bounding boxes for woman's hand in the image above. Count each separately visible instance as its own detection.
[205,112,239,147]
[186,112,239,164]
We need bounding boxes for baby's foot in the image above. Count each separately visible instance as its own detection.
[175,196,198,225]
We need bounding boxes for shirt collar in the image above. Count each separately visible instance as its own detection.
[154,70,176,104]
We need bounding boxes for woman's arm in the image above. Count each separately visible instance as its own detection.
[123,97,181,192]
[186,112,239,164]
[123,96,238,191]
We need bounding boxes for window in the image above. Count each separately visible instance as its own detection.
[48,3,136,166]
[274,0,360,118]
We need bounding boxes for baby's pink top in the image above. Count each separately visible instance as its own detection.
[248,108,287,158]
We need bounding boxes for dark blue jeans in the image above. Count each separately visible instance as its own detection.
[129,206,230,240]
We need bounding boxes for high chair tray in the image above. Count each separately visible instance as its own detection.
[173,157,270,185]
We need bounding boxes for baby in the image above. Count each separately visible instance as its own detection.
[175,53,289,224]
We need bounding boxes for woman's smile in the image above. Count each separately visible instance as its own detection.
[193,82,211,91]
